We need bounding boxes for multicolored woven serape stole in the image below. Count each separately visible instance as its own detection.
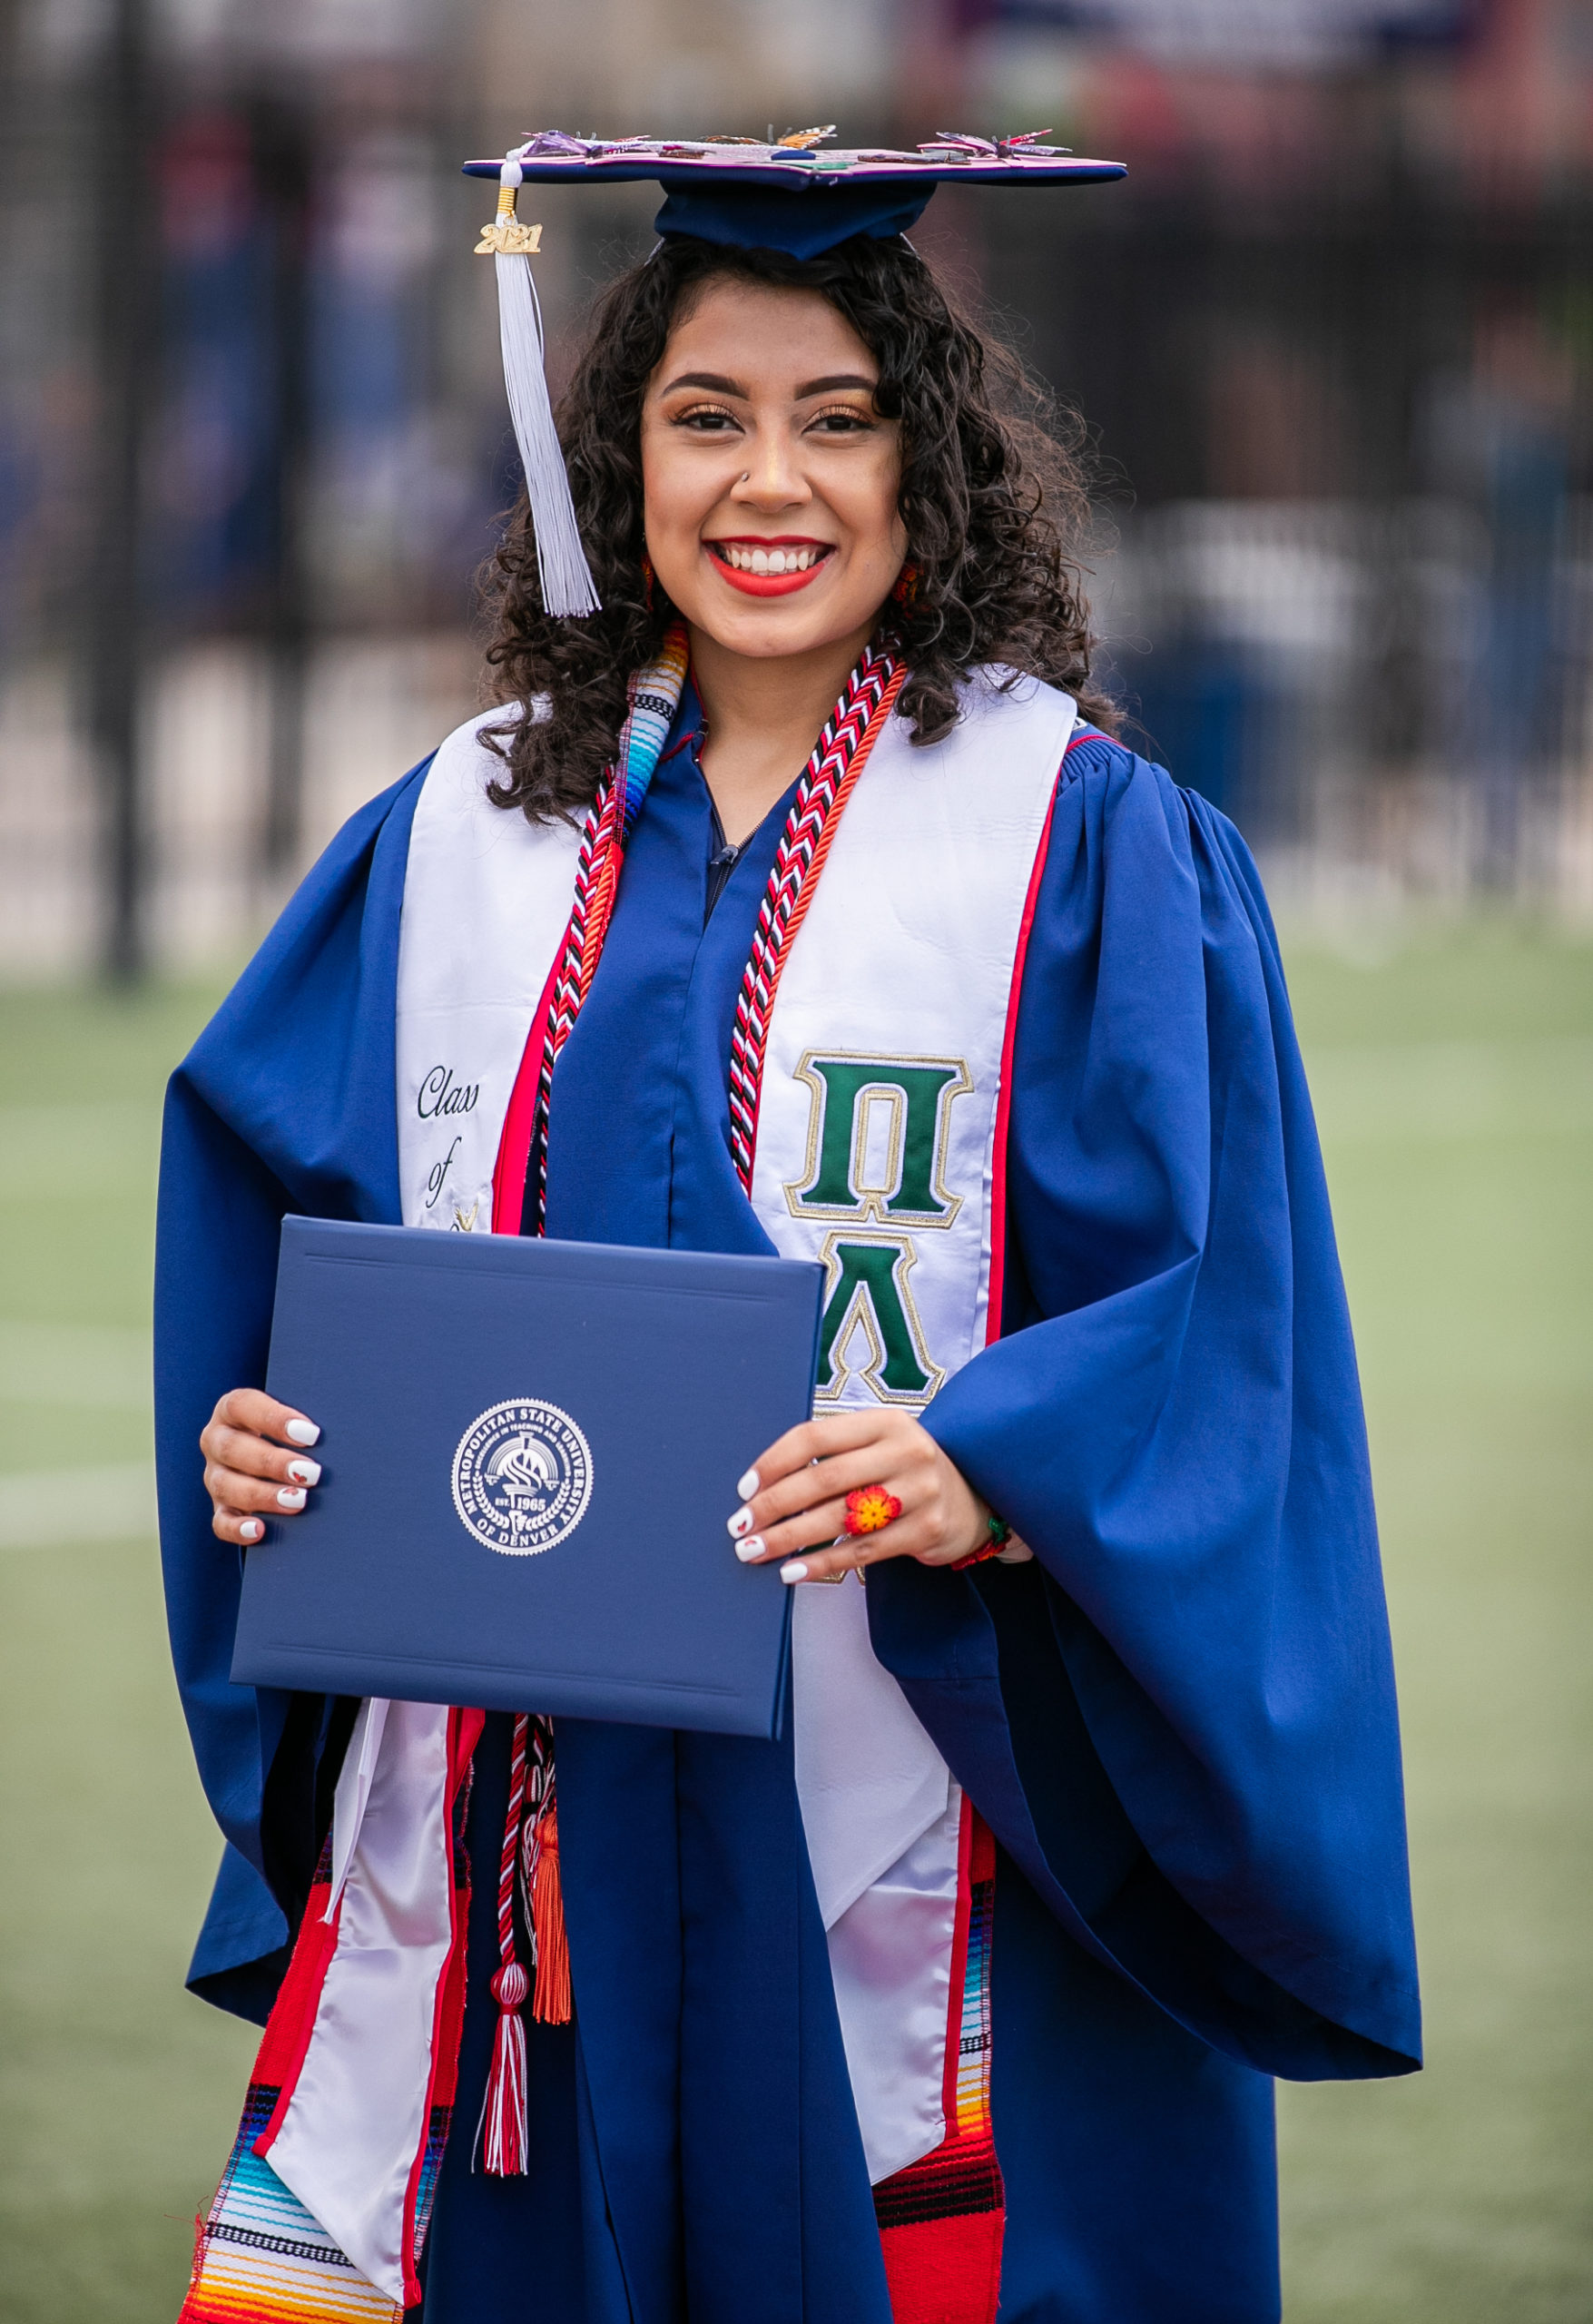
[178,1715,479,2323]
[872,1799,1005,2324]
[177,1840,406,2324]
[177,2087,400,2324]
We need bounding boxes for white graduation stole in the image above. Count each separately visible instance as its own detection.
[394,710,582,1238]
[743,675,1072,2177]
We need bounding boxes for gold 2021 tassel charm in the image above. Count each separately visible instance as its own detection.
[475,175,543,257]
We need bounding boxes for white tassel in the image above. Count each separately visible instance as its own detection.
[488,160,600,618]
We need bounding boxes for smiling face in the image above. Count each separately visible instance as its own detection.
[639,277,908,663]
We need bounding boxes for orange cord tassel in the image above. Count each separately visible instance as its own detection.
[530,1806,572,2025]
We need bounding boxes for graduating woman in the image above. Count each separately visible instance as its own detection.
[159,134,1420,2324]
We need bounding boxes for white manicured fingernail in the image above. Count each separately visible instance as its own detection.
[240,1519,262,1542]
[728,1506,755,1539]
[285,1418,320,1446]
[780,1560,809,1584]
[734,1536,764,1562]
[287,1459,321,1487]
[277,1486,307,1511]
[737,1468,760,1501]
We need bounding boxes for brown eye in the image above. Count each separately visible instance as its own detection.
[674,403,740,433]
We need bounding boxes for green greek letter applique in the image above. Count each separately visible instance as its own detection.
[786,1052,971,1226]
[814,1234,941,1404]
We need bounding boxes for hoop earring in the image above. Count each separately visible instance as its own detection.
[641,551,655,611]
[890,561,920,609]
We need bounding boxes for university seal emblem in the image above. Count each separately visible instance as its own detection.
[451,1397,593,1556]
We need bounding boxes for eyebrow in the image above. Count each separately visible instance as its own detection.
[659,369,880,400]
[794,373,879,398]
[660,371,748,397]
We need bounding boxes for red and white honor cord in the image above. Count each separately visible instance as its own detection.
[477,1710,570,2177]
[522,635,904,1236]
[727,643,903,1191]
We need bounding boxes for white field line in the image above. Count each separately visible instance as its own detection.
[0,1460,156,1551]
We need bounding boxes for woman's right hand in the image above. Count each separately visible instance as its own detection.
[201,1389,322,1546]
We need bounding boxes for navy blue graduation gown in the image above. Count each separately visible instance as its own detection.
[155,696,1420,2324]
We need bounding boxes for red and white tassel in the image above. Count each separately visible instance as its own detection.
[477,1714,534,2176]
[481,1958,530,2175]
[476,1713,571,2174]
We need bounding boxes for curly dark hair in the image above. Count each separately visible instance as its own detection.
[478,230,1116,822]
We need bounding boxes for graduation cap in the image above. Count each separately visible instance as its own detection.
[464,129,1127,617]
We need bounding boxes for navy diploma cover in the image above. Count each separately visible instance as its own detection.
[231,1217,824,1738]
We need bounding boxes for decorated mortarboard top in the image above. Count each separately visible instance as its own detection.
[466,128,1126,614]
[465,127,1126,260]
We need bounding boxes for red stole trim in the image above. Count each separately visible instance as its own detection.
[873,1803,1005,2324]
[491,949,561,1235]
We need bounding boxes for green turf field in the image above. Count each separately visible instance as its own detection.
[1,922,1589,2323]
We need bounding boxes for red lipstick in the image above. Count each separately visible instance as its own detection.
[706,537,834,598]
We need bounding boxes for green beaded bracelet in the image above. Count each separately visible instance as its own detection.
[951,1509,1012,1571]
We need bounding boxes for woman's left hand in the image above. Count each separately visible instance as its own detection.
[727,1409,988,1583]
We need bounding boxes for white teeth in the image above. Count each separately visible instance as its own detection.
[720,544,821,575]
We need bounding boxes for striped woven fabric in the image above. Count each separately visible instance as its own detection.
[615,625,691,830]
[522,624,690,1233]
[178,2083,401,2324]
[872,1806,1005,2324]
[726,642,903,1189]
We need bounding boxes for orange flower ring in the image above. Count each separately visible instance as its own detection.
[843,1485,902,1537]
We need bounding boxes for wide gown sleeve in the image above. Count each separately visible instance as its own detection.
[874,735,1421,2083]
[154,765,426,2020]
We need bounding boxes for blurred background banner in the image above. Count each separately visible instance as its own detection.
[0,0,1589,979]
[0,9,1590,2324]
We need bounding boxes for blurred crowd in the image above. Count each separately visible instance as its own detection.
[0,0,1589,976]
